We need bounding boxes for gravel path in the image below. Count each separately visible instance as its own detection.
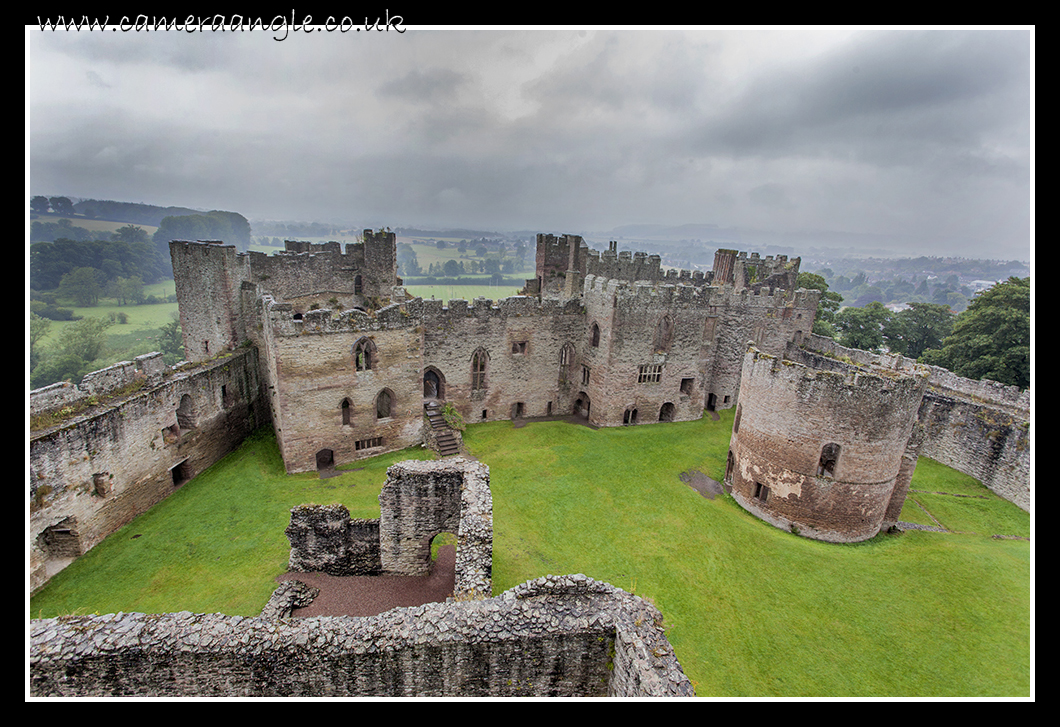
[275,545,457,618]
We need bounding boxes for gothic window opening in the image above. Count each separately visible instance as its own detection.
[818,443,841,478]
[590,323,600,348]
[376,389,393,419]
[654,314,675,352]
[354,338,376,371]
[176,394,197,430]
[559,342,575,383]
[472,349,488,391]
[623,407,638,425]
[341,398,352,425]
[581,365,591,386]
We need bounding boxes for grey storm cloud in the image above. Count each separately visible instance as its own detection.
[28,26,1032,259]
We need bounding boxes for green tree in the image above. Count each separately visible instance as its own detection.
[58,267,104,307]
[920,277,1030,389]
[798,273,843,337]
[30,313,51,370]
[882,303,954,359]
[110,276,145,306]
[31,195,50,214]
[49,196,75,216]
[112,225,150,244]
[57,316,113,363]
[156,317,184,364]
[834,301,891,352]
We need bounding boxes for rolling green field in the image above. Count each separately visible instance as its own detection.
[28,409,1031,697]
[33,281,179,369]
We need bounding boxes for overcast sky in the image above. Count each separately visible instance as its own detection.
[28,25,1032,260]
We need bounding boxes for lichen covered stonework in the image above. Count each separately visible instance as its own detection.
[30,575,694,698]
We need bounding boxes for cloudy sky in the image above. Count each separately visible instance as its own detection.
[28,25,1032,260]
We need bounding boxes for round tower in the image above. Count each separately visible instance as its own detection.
[726,347,929,543]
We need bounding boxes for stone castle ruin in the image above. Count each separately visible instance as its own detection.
[28,230,1029,696]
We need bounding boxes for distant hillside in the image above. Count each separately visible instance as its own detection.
[71,199,205,226]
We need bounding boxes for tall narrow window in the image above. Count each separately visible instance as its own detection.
[376,389,392,419]
[354,274,363,295]
[818,443,841,478]
[559,342,575,383]
[341,398,352,425]
[653,314,675,352]
[354,338,376,371]
[590,323,600,348]
[472,349,488,391]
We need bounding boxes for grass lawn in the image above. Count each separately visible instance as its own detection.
[28,410,1031,697]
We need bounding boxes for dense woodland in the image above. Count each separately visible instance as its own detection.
[28,197,1031,392]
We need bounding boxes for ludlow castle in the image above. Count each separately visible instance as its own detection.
[28,231,1030,696]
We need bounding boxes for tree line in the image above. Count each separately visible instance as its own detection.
[799,273,1030,390]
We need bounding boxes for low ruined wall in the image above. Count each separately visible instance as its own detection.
[284,459,493,599]
[29,575,694,698]
[285,505,381,575]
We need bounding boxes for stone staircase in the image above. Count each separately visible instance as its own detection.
[424,401,461,457]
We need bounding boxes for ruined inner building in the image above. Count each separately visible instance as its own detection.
[29,230,1029,696]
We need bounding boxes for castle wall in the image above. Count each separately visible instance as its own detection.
[29,349,266,592]
[727,347,930,542]
[170,241,251,362]
[259,299,425,474]
[421,295,586,424]
[800,334,1031,511]
[581,277,712,426]
[29,575,694,698]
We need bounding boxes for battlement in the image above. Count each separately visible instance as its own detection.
[583,273,820,313]
[31,353,168,418]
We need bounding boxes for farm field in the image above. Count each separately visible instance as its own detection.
[28,410,1031,697]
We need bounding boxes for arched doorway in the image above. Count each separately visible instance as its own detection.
[574,392,591,419]
[423,367,445,399]
[659,402,675,422]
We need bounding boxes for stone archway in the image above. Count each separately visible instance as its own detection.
[574,392,591,419]
[423,367,445,400]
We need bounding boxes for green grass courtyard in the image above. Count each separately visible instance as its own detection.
[29,409,1031,697]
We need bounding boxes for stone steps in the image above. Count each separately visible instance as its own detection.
[425,402,461,457]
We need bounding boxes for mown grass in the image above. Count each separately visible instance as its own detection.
[28,411,1031,697]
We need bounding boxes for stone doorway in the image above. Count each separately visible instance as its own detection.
[423,368,444,400]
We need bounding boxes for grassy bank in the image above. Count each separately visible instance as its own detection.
[29,411,1031,697]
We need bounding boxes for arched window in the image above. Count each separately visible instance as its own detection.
[176,394,197,430]
[558,342,576,383]
[818,443,841,478]
[376,389,393,419]
[471,349,488,391]
[341,398,352,425]
[623,407,638,425]
[354,338,376,371]
[590,323,600,348]
[654,314,675,352]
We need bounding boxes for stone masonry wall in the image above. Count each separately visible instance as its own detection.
[728,347,930,542]
[29,575,694,698]
[801,334,1031,510]
[30,349,266,592]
